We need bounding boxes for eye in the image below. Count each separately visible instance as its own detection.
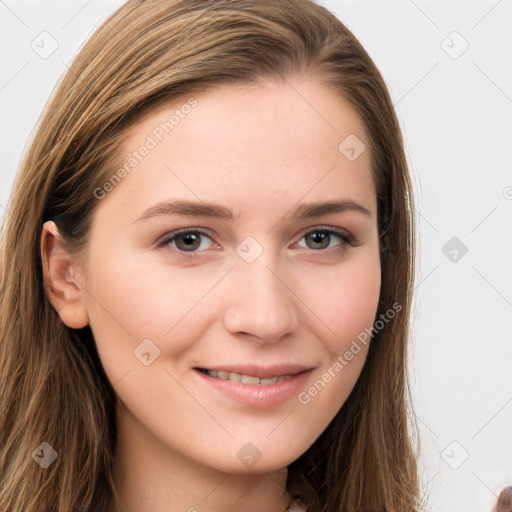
[156,226,358,258]
[295,227,355,251]
[157,229,217,253]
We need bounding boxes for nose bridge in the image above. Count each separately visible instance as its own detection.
[223,251,299,342]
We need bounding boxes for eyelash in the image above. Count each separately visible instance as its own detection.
[156,226,359,260]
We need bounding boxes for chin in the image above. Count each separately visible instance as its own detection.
[196,435,313,476]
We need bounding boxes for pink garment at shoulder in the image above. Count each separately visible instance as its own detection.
[289,497,307,511]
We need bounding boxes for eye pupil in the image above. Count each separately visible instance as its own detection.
[306,232,330,249]
[176,233,201,251]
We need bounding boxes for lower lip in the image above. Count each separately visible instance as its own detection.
[195,369,313,409]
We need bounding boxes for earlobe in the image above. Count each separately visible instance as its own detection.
[41,221,89,329]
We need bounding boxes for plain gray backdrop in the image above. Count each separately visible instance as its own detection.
[1,1,511,511]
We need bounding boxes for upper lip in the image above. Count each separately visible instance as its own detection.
[195,364,313,379]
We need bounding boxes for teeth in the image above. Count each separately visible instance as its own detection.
[240,374,261,385]
[228,372,242,382]
[201,369,291,385]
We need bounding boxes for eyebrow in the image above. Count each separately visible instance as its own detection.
[132,199,372,225]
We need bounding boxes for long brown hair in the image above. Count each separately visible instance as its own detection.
[0,1,420,510]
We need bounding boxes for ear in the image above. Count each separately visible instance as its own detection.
[41,221,89,329]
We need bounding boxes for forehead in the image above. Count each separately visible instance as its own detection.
[101,77,375,220]
[121,77,369,155]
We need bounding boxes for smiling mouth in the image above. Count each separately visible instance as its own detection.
[196,368,296,386]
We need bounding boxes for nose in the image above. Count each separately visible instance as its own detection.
[223,256,299,343]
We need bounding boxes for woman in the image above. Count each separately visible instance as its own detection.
[0,0,420,510]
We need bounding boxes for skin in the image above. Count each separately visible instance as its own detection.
[42,76,381,512]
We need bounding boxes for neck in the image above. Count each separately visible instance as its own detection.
[110,405,290,512]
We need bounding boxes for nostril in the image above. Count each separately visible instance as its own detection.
[494,487,512,512]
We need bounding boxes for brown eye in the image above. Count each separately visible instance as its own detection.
[175,232,202,251]
[304,231,331,250]
[158,229,215,254]
[298,229,353,251]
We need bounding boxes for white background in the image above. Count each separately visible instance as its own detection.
[1,1,511,511]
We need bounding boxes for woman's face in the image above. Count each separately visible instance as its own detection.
[65,77,381,473]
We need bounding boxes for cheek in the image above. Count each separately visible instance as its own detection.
[82,252,227,376]
[292,258,381,436]
[300,253,382,355]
